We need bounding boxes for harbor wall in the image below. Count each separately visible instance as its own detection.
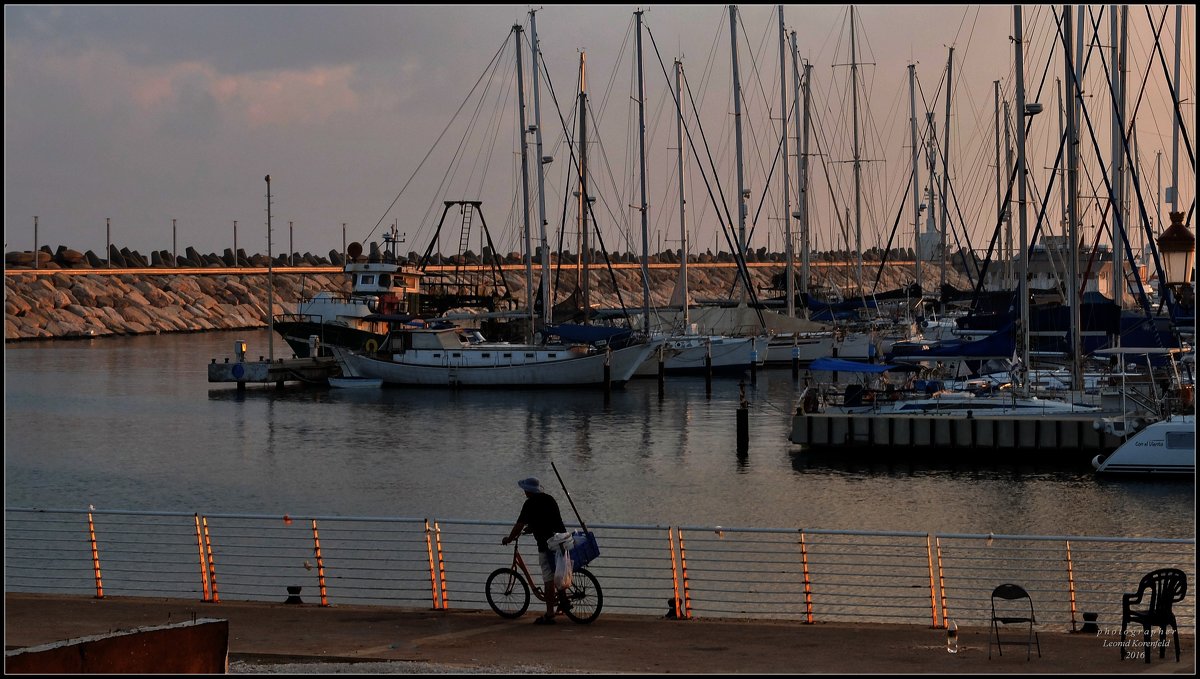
[5,261,965,343]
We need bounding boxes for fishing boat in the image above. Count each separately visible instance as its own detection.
[1091,414,1195,475]
[331,322,663,388]
[274,231,420,358]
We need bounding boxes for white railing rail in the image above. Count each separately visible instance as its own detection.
[5,508,1193,631]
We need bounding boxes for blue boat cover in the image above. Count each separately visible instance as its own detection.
[808,357,900,373]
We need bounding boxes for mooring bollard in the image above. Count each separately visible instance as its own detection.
[285,586,303,604]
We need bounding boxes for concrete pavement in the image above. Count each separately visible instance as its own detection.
[4,593,1194,674]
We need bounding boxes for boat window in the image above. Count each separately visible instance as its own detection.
[525,353,534,358]
[379,274,390,288]
[481,353,491,358]
[548,353,557,358]
[433,353,441,358]
[1166,432,1190,449]
[360,274,376,286]
[503,353,512,358]
[452,353,461,358]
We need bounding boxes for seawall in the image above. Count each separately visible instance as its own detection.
[5,263,961,343]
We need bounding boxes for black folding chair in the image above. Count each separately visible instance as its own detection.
[1121,568,1187,663]
[988,583,1041,660]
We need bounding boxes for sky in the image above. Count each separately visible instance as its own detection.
[4,4,1195,263]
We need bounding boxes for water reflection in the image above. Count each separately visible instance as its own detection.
[3,329,1193,540]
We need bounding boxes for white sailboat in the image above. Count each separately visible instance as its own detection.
[332,327,661,388]
[633,19,768,377]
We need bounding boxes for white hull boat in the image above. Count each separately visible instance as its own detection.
[635,335,767,376]
[332,327,662,387]
[328,376,384,389]
[764,333,835,366]
[1092,414,1195,475]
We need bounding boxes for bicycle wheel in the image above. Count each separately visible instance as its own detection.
[485,568,530,619]
[562,568,603,624]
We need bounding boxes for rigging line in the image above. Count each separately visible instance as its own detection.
[1143,5,1196,172]
[367,32,510,243]
[736,6,782,229]
[1073,8,1173,320]
[646,24,765,324]
[414,39,513,258]
[870,161,918,292]
[593,15,636,127]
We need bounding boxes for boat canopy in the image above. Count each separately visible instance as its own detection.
[808,357,902,374]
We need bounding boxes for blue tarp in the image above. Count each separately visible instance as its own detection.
[808,357,900,374]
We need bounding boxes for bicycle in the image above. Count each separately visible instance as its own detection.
[485,535,603,624]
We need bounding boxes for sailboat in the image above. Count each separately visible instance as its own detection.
[631,27,767,378]
[333,30,663,388]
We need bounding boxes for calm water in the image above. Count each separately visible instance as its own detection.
[3,329,1194,539]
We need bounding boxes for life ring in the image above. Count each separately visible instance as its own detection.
[364,339,379,354]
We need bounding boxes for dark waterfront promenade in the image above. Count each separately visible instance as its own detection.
[4,593,1194,674]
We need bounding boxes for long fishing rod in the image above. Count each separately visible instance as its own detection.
[549,460,588,533]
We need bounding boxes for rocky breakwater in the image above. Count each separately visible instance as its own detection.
[5,272,346,342]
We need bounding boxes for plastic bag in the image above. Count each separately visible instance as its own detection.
[553,544,574,590]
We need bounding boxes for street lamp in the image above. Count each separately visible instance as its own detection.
[1156,211,1195,307]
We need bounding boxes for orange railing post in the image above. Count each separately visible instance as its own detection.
[311,519,329,606]
[799,530,813,623]
[935,536,947,628]
[86,511,104,599]
[202,517,220,603]
[677,527,693,620]
[425,520,441,609]
[926,535,940,629]
[434,522,448,610]
[194,514,210,601]
[1065,540,1078,632]
[668,527,682,620]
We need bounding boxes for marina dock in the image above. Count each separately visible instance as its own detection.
[207,338,340,387]
[789,412,1125,455]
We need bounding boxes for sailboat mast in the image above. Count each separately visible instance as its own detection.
[939,47,953,309]
[265,174,274,362]
[513,25,535,331]
[635,10,650,334]
[778,6,794,318]
[1014,5,1032,395]
[850,5,863,297]
[908,64,922,298]
[1003,100,1014,291]
[792,32,811,299]
[675,58,689,328]
[926,112,938,290]
[730,6,748,278]
[577,52,590,324]
[529,10,552,327]
[1169,4,1181,213]
[1064,6,1083,393]
[1110,6,1125,309]
[993,80,1001,294]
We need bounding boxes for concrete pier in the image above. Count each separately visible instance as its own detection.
[789,413,1125,456]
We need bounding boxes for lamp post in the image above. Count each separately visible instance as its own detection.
[1157,211,1195,310]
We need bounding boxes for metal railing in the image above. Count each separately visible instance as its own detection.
[5,507,1194,632]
